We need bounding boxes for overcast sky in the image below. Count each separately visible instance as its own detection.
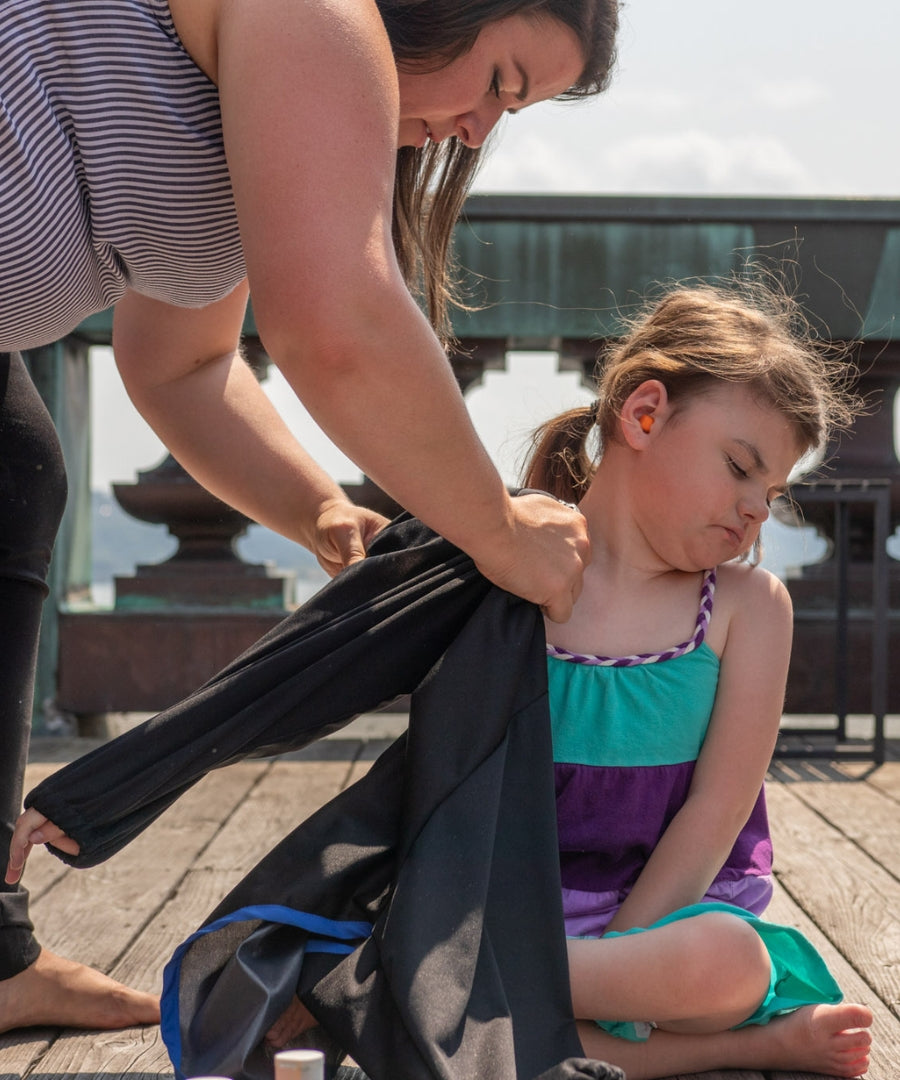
[91,0,896,572]
[475,0,898,198]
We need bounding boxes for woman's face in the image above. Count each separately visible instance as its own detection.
[396,15,584,149]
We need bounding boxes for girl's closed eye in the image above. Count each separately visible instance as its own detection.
[489,68,501,98]
[726,457,749,479]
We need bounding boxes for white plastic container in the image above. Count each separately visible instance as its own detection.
[274,1049,326,1080]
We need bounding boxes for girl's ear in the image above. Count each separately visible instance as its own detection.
[620,379,669,449]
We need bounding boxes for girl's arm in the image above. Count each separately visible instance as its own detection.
[605,564,793,932]
[205,0,588,619]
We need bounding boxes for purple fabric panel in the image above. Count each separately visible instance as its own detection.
[561,887,622,937]
[718,787,773,881]
[556,763,773,900]
[556,761,695,894]
[705,872,773,916]
[563,873,774,938]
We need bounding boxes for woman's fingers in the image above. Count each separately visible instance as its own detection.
[314,502,389,577]
[6,808,80,884]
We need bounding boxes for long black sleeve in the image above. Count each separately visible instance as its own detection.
[27,516,490,866]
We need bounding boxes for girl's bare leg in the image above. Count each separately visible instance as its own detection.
[577,1003,873,1080]
[568,911,773,1031]
[567,910,872,1079]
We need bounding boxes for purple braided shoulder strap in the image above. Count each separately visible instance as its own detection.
[546,567,717,668]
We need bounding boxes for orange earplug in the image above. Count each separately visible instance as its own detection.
[639,414,654,433]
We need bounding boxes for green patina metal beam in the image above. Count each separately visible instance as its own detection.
[23,341,92,732]
[70,195,900,348]
[450,195,900,344]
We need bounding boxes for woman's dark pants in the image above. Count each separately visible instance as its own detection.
[0,351,68,979]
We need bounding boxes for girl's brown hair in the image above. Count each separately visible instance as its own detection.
[524,281,862,504]
[377,0,620,340]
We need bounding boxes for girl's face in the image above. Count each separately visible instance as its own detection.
[396,15,584,149]
[635,384,803,572]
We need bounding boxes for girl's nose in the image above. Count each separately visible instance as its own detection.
[740,492,770,524]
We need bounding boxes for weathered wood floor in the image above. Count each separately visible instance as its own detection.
[2,719,898,1080]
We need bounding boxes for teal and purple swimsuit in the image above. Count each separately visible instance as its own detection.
[548,568,773,936]
[547,568,841,1037]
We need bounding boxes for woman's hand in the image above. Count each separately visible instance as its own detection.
[472,493,590,623]
[6,808,80,885]
[313,500,389,577]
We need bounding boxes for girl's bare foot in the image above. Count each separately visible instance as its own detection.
[0,947,159,1034]
[265,994,318,1050]
[579,1000,873,1080]
[760,1002,873,1077]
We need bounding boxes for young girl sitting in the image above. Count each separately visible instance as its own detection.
[526,282,873,1079]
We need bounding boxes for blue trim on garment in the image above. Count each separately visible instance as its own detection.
[160,904,372,1072]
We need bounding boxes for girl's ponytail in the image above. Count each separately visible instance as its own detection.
[522,404,597,505]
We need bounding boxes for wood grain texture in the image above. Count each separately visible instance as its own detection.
[7,735,897,1080]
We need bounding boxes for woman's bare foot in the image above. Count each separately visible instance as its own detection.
[0,948,159,1034]
[265,994,318,1050]
[760,1002,873,1077]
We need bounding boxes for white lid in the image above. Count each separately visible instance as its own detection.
[274,1049,326,1079]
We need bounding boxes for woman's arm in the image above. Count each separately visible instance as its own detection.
[113,285,388,576]
[606,565,793,932]
[208,0,589,619]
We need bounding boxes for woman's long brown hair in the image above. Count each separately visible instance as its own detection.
[378,0,620,341]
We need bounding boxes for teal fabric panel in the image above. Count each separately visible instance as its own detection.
[548,644,720,768]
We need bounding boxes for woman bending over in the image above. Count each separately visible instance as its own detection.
[1,0,616,1035]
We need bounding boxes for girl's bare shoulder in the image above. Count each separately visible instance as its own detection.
[717,561,786,622]
[707,561,792,655]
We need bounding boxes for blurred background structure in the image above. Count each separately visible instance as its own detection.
[27,194,900,763]
[24,0,899,757]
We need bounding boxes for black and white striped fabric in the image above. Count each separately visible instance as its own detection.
[0,0,246,351]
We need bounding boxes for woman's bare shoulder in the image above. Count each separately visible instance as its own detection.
[168,0,387,86]
[167,0,220,80]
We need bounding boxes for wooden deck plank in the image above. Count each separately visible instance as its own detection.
[27,1026,173,1079]
[764,882,897,1079]
[196,751,363,877]
[6,761,272,1080]
[0,1029,53,1080]
[768,759,900,882]
[865,761,900,799]
[24,761,267,970]
[765,781,900,1023]
[663,1072,761,1079]
[7,737,898,1080]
